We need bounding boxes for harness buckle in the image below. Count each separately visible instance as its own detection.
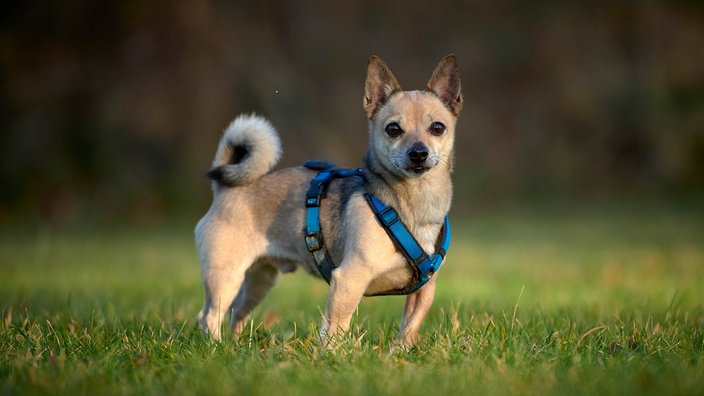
[379,206,400,226]
[306,195,321,207]
[305,232,323,252]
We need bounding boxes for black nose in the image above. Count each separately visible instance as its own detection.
[408,143,429,163]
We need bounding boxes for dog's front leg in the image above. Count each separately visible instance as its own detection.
[398,275,437,345]
[320,264,369,347]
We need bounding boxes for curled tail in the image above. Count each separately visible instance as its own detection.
[207,114,282,186]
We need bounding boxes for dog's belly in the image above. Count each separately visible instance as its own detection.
[264,249,414,295]
[364,265,415,296]
[267,257,299,273]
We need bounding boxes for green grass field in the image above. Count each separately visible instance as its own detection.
[2,201,703,395]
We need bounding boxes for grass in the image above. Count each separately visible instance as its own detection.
[1,200,703,395]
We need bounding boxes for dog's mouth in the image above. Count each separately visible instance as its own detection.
[407,164,431,175]
[390,153,437,177]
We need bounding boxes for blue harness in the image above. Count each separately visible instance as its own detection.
[303,161,451,295]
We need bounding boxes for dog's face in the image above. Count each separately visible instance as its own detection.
[364,56,462,179]
[369,91,458,178]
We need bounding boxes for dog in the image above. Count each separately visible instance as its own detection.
[196,55,462,346]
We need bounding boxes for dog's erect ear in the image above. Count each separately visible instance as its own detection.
[427,55,463,115]
[364,56,402,118]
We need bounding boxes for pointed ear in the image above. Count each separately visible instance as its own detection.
[427,55,463,115]
[363,56,402,118]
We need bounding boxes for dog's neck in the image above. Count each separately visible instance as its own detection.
[363,150,452,232]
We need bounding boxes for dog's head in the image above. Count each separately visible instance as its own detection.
[364,55,462,179]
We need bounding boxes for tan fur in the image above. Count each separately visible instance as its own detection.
[196,55,462,346]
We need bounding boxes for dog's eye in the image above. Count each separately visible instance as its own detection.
[429,122,446,136]
[385,122,403,138]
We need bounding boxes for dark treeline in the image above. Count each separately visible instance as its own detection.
[1,1,703,223]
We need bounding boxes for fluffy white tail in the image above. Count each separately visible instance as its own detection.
[207,114,282,186]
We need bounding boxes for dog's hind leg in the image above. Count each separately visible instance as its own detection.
[227,261,279,335]
[198,262,250,341]
[196,227,258,340]
[398,276,437,345]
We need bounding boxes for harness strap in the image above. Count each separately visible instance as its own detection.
[304,161,364,283]
[364,193,450,293]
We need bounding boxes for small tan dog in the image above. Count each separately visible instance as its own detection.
[196,55,462,345]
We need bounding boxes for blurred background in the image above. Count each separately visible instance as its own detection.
[1,0,703,225]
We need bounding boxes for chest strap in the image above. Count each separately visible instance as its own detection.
[364,194,450,294]
[303,161,451,295]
